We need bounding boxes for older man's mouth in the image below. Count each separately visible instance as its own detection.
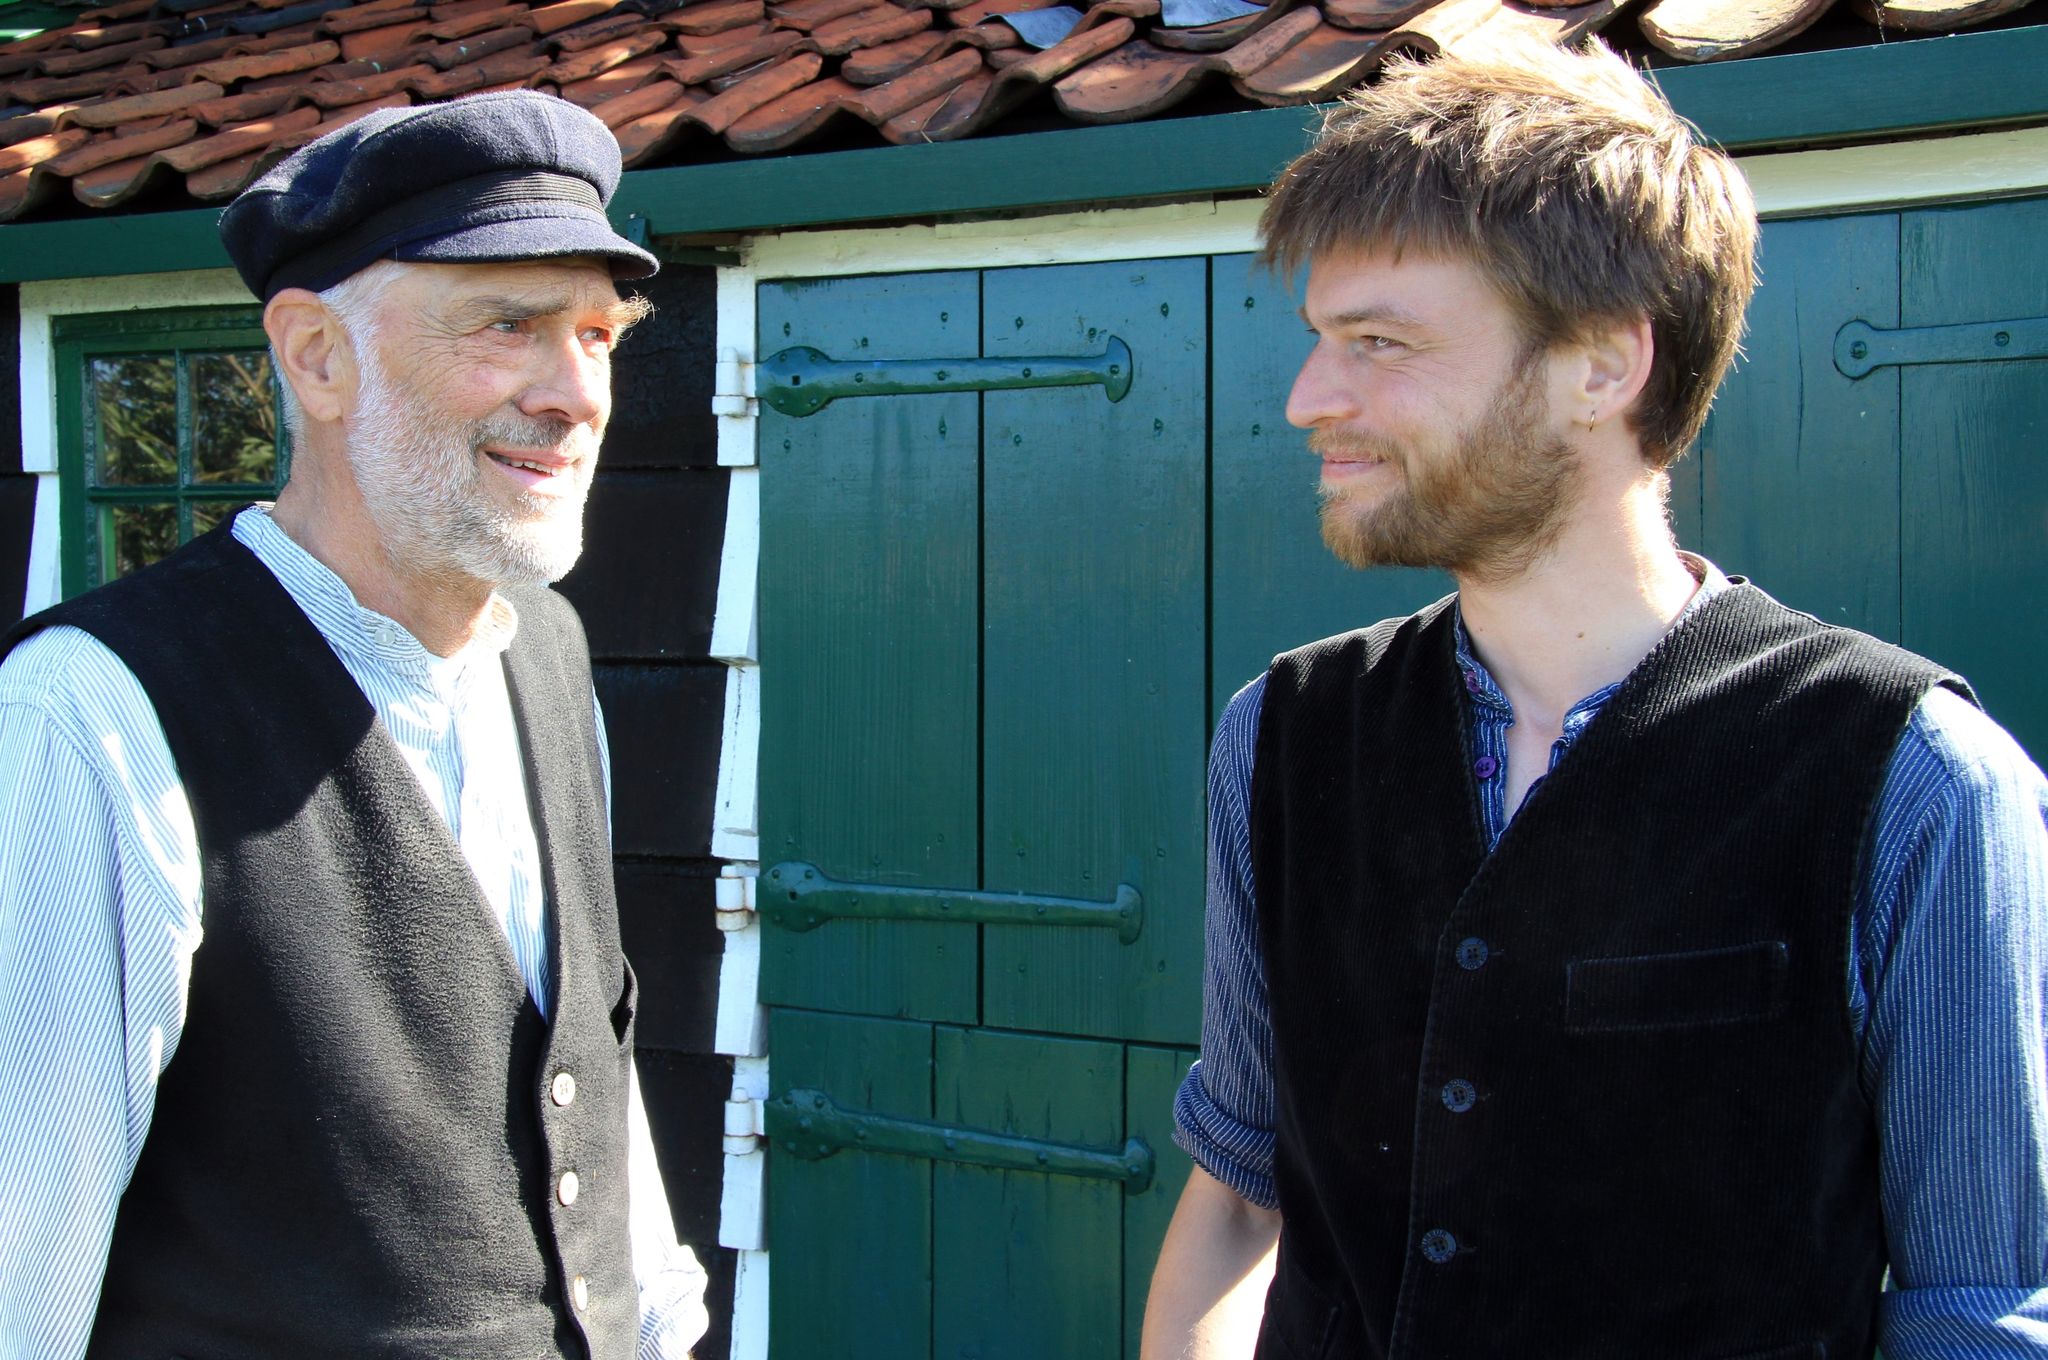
[485,450,579,492]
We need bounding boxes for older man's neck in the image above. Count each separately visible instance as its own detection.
[271,482,496,657]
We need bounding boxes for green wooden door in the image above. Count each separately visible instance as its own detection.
[759,199,2047,1356]
[1696,193,2048,764]
[759,263,1201,1359]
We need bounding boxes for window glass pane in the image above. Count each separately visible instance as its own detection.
[191,351,279,484]
[106,502,179,580]
[90,356,177,485]
[190,501,249,539]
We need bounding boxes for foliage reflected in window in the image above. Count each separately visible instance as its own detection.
[56,309,287,596]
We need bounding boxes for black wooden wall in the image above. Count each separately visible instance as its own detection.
[1,285,30,627]
[559,261,738,1360]
[0,270,740,1355]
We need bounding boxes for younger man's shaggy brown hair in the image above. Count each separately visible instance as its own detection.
[1260,40,1757,467]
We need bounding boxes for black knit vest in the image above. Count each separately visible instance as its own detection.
[1249,583,1965,1360]
[3,527,638,1360]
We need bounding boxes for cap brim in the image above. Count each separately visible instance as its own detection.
[393,208,659,280]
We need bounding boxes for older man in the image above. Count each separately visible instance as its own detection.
[1141,42,2048,1360]
[0,93,706,1358]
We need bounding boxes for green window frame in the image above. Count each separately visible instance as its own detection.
[54,306,289,598]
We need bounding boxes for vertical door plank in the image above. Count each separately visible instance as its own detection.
[932,1027,1124,1360]
[1698,213,1903,638]
[1900,195,2048,762]
[758,272,982,1021]
[1122,1045,1199,1360]
[979,258,1209,1044]
[1209,254,1450,723]
[768,1009,935,1360]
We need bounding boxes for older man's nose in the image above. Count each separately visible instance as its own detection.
[523,334,608,428]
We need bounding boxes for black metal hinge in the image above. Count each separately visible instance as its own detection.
[757,337,1133,417]
[1834,316,2048,379]
[767,1087,1156,1193]
[762,862,1144,944]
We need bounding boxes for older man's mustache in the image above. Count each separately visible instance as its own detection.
[469,415,592,459]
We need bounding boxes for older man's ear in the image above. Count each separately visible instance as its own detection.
[265,287,355,427]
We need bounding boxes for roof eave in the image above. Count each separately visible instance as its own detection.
[2,22,2044,286]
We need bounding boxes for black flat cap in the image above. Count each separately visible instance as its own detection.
[219,90,659,301]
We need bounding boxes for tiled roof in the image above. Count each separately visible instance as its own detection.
[0,0,2036,221]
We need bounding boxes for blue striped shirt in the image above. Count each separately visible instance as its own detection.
[1174,569,2048,1354]
[0,506,707,1359]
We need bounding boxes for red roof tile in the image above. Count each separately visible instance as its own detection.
[0,0,2033,223]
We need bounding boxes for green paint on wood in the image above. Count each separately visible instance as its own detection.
[1122,1045,1199,1360]
[1899,193,2048,763]
[7,30,2048,283]
[768,1009,936,1360]
[757,271,981,1022]
[978,258,1208,1045]
[1698,212,1903,638]
[932,1027,1125,1360]
[1207,254,1449,721]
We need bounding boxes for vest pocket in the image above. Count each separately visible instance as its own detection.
[611,958,639,1045]
[1255,1271,1341,1359]
[1563,940,1789,1034]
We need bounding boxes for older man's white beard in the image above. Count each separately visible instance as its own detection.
[345,356,595,587]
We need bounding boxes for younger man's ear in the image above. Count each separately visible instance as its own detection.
[1579,315,1655,429]
[264,289,355,426]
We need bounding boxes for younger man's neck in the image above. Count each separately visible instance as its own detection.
[1454,475,1698,728]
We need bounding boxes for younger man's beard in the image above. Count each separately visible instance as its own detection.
[345,353,597,588]
[1315,355,1579,585]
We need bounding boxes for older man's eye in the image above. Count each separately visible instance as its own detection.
[488,319,522,334]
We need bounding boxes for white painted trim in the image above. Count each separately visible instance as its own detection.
[715,265,759,468]
[1743,125,2048,219]
[731,127,2048,282]
[20,268,250,320]
[714,914,765,1059]
[709,467,758,666]
[24,476,60,616]
[744,197,1265,279]
[728,1250,770,1360]
[711,662,760,861]
[719,1056,771,1253]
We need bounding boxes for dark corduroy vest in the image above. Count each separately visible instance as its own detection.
[1249,584,1963,1360]
[3,527,638,1360]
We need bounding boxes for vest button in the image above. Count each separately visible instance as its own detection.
[558,1170,580,1206]
[1420,1229,1459,1264]
[1455,937,1489,970]
[1440,1079,1477,1113]
[552,1072,577,1106]
[571,1274,590,1313]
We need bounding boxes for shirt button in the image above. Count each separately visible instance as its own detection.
[1420,1229,1459,1264]
[551,1072,577,1107]
[571,1274,590,1312]
[1441,1079,1477,1113]
[1456,937,1489,970]
[558,1170,580,1206]
[1462,670,1481,694]
[1472,754,1499,779]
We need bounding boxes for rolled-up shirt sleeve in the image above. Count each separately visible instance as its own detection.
[1173,675,1280,1210]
